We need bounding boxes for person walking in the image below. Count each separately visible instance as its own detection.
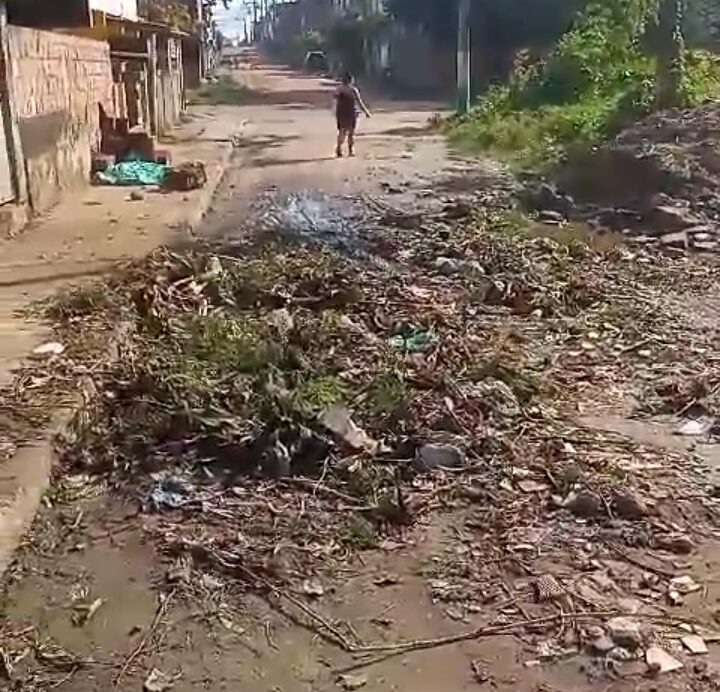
[334,72,371,158]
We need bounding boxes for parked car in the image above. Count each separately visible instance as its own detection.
[304,50,328,73]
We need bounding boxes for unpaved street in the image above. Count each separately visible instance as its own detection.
[3,49,720,692]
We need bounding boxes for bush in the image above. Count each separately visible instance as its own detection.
[449,0,720,167]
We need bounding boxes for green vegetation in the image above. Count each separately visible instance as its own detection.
[190,75,257,106]
[449,0,720,167]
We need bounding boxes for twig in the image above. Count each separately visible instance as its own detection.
[606,543,676,578]
[279,477,364,506]
[114,589,175,685]
[213,551,357,651]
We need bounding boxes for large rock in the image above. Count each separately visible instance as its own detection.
[414,444,465,473]
[607,617,643,650]
[612,489,648,520]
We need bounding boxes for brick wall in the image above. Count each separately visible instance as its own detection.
[7,26,114,212]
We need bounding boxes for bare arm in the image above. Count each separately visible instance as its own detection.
[354,87,371,117]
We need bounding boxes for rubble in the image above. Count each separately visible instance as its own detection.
[646,646,684,674]
[22,179,720,688]
[681,634,708,655]
[414,444,465,472]
[606,617,643,650]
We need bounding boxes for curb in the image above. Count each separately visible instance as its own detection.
[0,143,234,577]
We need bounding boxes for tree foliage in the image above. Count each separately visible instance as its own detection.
[449,0,720,165]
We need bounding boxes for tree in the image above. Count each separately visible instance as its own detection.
[653,0,686,107]
[387,0,590,83]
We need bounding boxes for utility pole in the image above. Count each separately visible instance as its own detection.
[456,0,471,115]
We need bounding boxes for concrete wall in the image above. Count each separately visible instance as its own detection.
[7,26,114,212]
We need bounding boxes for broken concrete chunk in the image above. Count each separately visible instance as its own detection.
[657,533,695,555]
[587,634,615,656]
[659,231,688,249]
[338,674,368,690]
[607,617,643,649]
[517,479,550,494]
[669,575,701,595]
[413,444,465,472]
[681,634,708,655]
[648,204,699,232]
[646,646,683,674]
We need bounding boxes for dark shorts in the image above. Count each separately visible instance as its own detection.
[336,111,358,132]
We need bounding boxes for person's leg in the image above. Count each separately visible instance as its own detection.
[336,128,346,157]
[348,117,358,156]
[347,126,355,156]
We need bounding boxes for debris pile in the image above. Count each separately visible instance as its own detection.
[551,103,720,252]
[33,187,720,684]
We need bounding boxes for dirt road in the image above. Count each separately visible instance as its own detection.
[3,49,720,692]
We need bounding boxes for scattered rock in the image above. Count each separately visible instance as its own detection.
[612,489,648,520]
[607,617,643,650]
[461,485,487,503]
[144,668,176,692]
[660,231,688,249]
[414,443,465,472]
[373,573,401,587]
[517,479,550,494]
[538,209,565,225]
[338,674,368,690]
[648,204,699,232]
[646,646,683,674]
[587,633,616,656]
[321,406,377,452]
[563,490,603,518]
[130,190,145,201]
[32,341,65,357]
[434,256,461,275]
[301,579,325,598]
[442,200,472,219]
[657,533,695,555]
[676,417,713,436]
[681,634,708,655]
[669,575,702,595]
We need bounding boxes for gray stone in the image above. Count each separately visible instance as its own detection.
[657,533,695,555]
[434,256,461,276]
[607,617,643,650]
[647,204,699,232]
[414,444,465,472]
[539,210,565,225]
[563,490,603,518]
[659,231,688,249]
[612,489,648,520]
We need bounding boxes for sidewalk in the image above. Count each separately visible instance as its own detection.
[0,104,240,573]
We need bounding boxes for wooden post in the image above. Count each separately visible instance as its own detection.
[456,0,471,115]
[0,2,27,204]
[147,31,159,136]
